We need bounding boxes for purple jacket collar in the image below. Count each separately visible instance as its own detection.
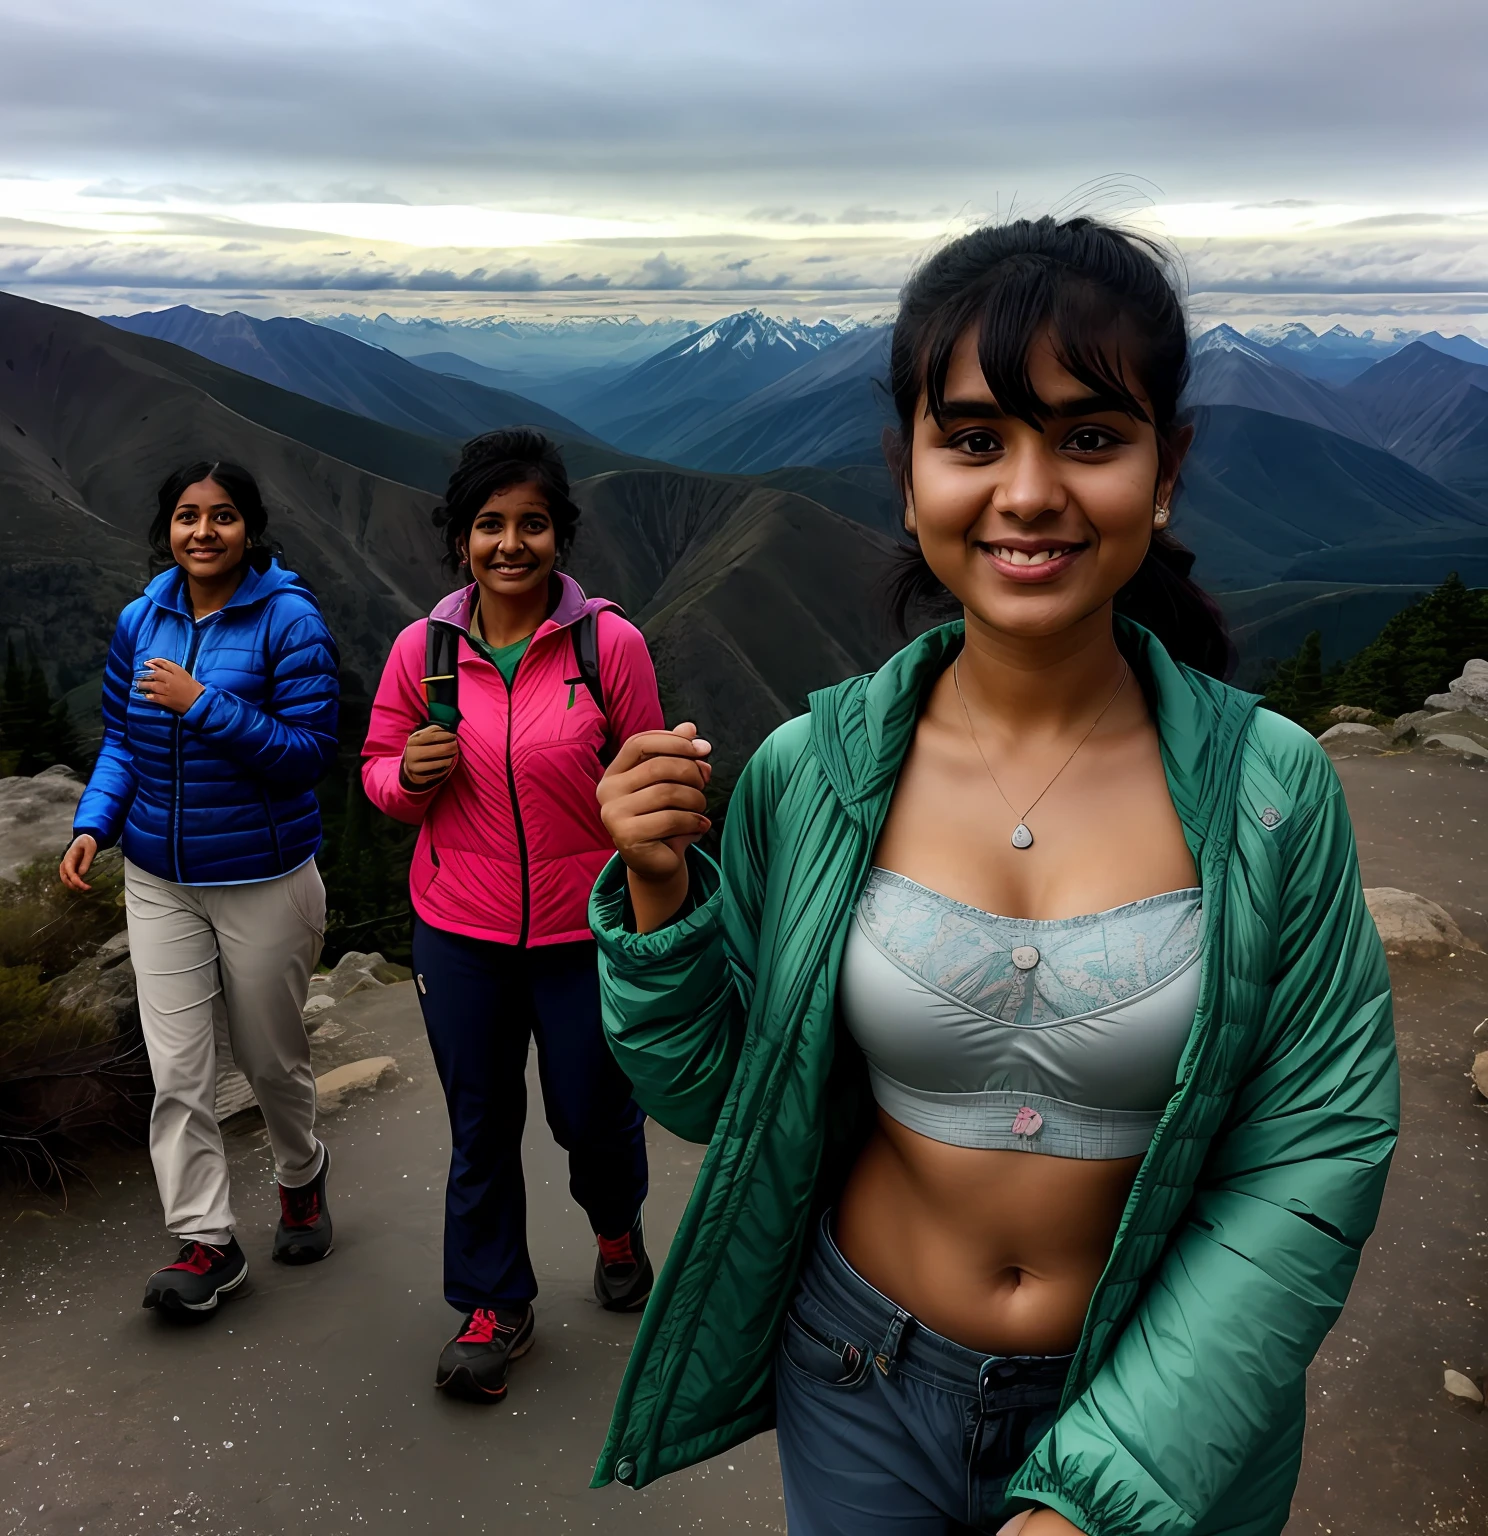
[430,570,602,633]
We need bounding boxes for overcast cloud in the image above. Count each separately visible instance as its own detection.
[1,0,1484,323]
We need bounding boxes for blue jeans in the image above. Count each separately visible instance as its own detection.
[775,1215,1069,1535]
[412,919,648,1311]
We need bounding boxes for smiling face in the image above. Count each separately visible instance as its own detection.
[907,327,1188,645]
[459,480,558,602]
[169,477,249,582]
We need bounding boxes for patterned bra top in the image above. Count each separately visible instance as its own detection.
[838,868,1204,1159]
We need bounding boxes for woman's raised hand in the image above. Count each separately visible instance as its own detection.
[597,722,712,933]
[59,834,98,893]
[401,724,461,791]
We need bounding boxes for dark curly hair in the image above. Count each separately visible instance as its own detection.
[148,461,280,574]
[433,428,582,572]
[883,215,1234,680]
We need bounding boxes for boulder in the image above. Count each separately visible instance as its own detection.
[307,950,391,1003]
[1365,887,1482,960]
[301,994,338,1034]
[1473,1051,1488,1100]
[48,927,137,1037]
[316,1055,399,1112]
[1423,732,1488,762]
[0,765,85,882]
[1424,658,1488,721]
[1317,722,1391,755]
[1327,705,1376,724]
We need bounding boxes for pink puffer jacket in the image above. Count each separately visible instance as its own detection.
[362,574,664,946]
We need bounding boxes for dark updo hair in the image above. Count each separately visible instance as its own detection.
[433,428,582,572]
[884,215,1234,680]
[149,461,279,574]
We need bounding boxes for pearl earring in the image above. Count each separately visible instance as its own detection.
[1154,504,1171,527]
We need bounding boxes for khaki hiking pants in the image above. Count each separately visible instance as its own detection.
[125,858,326,1244]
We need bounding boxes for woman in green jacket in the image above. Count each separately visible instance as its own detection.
[589,217,1398,1536]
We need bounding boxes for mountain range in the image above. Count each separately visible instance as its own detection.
[104,307,591,445]
[1,293,899,779]
[10,287,1488,777]
[565,310,852,459]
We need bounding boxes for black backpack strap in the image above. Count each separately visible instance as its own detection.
[422,619,462,728]
[569,607,622,762]
[572,609,606,716]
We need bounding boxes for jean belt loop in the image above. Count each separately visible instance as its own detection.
[874,1307,913,1377]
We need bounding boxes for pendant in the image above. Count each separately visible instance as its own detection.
[1011,823,1034,850]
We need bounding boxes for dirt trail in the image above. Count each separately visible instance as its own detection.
[1,753,1484,1534]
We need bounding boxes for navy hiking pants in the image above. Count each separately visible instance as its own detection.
[412,917,649,1311]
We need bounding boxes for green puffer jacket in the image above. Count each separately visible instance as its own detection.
[589,619,1398,1535]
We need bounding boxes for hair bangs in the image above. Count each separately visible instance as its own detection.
[920,262,1151,432]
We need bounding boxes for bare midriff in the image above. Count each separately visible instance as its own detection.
[834,1111,1142,1355]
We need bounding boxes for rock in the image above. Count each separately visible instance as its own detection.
[309,951,391,1003]
[1317,722,1391,755]
[301,994,337,1033]
[1328,705,1376,723]
[0,765,85,882]
[1473,1051,1488,1100]
[1365,887,1483,960]
[1397,709,1488,748]
[1424,733,1488,761]
[1444,1369,1484,1404]
[48,928,138,1036]
[1425,659,1488,721]
[316,1055,399,1113]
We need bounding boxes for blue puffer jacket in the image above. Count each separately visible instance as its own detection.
[74,559,340,886]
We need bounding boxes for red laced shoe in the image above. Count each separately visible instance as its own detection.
[143,1238,248,1314]
[594,1216,653,1313]
[274,1141,333,1266]
[435,1305,535,1401]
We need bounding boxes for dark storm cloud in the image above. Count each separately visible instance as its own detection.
[2,0,1484,206]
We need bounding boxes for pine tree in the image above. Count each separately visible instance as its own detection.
[0,640,86,777]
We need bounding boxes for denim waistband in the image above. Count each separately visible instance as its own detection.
[796,1213,1072,1403]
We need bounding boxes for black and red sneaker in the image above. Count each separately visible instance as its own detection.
[142,1238,248,1315]
[593,1217,653,1312]
[435,1305,535,1402]
[274,1140,333,1265]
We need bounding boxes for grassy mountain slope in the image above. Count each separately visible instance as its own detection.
[565,471,897,774]
[0,291,445,694]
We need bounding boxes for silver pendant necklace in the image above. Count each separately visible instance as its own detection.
[953,656,1131,850]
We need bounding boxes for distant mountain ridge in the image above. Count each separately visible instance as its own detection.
[313,310,701,379]
[104,306,588,445]
[567,309,853,459]
[1186,327,1377,445]
[1343,342,1488,500]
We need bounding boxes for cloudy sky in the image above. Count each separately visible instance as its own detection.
[2,0,1485,330]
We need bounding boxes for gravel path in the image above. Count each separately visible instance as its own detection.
[1,752,1484,1534]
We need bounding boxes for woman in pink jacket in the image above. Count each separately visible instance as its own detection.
[363,429,664,1403]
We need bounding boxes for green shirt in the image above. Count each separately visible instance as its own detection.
[467,629,531,686]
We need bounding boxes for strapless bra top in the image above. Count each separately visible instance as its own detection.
[838,868,1204,1159]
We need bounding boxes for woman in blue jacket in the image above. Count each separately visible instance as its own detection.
[60,462,340,1315]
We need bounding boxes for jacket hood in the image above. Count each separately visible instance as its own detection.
[144,557,319,618]
[808,616,1260,859]
[430,570,613,633]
